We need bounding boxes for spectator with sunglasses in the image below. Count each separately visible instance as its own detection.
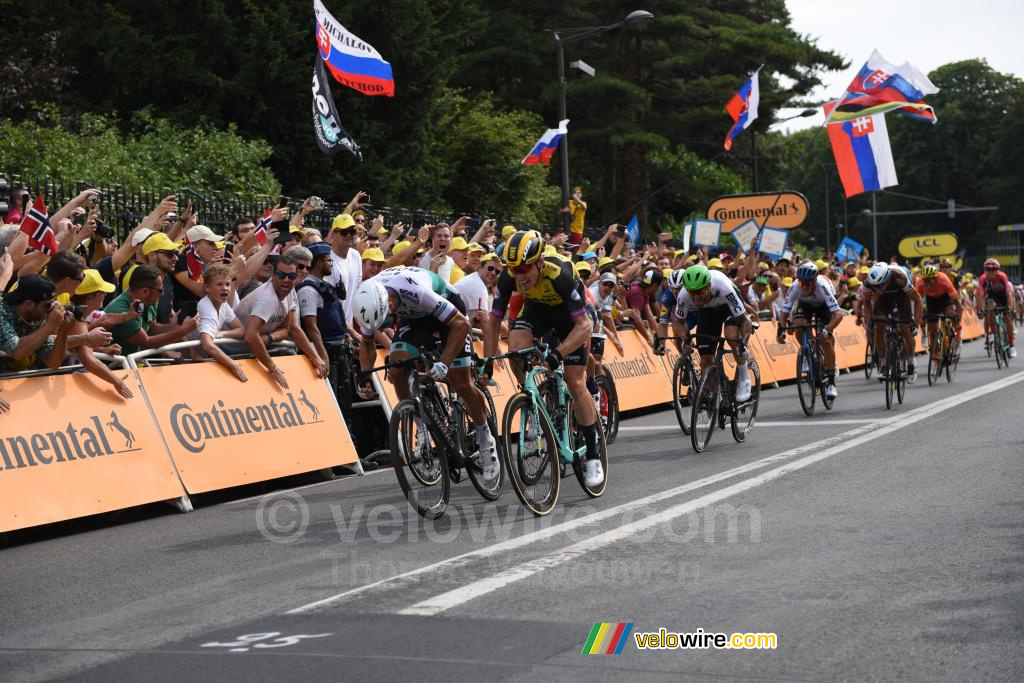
[453,252,502,328]
[104,265,199,355]
[235,252,327,389]
[326,213,364,334]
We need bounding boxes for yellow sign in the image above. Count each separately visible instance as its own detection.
[994,254,1021,266]
[897,233,958,258]
[707,192,809,233]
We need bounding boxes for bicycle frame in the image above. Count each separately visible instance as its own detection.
[519,363,586,466]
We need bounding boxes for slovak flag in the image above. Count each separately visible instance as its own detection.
[826,107,898,198]
[254,208,271,247]
[827,50,938,123]
[18,194,58,255]
[314,0,394,97]
[522,119,569,166]
[723,68,760,151]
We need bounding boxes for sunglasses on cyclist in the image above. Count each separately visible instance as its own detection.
[275,270,299,280]
[509,264,535,275]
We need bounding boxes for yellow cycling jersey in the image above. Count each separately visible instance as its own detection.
[491,256,586,316]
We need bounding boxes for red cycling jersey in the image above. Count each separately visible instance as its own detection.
[979,271,1012,296]
[916,272,957,299]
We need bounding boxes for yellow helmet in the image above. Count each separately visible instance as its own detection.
[502,230,545,268]
[921,264,938,279]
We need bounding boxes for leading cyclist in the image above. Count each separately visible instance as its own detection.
[776,262,843,400]
[353,266,500,483]
[483,230,604,488]
[863,262,924,383]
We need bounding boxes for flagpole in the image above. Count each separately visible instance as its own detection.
[871,191,878,258]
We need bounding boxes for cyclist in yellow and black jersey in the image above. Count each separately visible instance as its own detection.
[483,230,604,487]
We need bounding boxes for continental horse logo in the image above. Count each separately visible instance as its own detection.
[168,391,323,454]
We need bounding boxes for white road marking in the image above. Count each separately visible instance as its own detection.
[617,419,889,430]
[288,370,1024,615]
[398,370,1024,616]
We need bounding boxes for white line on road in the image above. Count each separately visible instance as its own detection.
[288,370,1024,616]
[618,419,889,430]
[396,370,1024,616]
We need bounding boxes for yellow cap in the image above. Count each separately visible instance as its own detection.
[675,249,688,257]
[468,242,487,254]
[142,232,182,256]
[758,262,769,270]
[662,268,673,279]
[361,247,386,262]
[782,276,794,286]
[289,226,304,236]
[858,266,870,275]
[481,252,500,263]
[393,240,412,254]
[848,277,861,288]
[215,241,227,250]
[450,236,470,251]
[543,244,558,256]
[75,269,115,295]
[599,256,615,268]
[815,259,828,270]
[574,261,592,277]
[331,213,356,231]
[738,253,746,261]
[502,225,516,239]
[708,258,724,269]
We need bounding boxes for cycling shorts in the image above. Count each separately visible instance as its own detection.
[511,300,587,365]
[391,291,473,368]
[694,304,745,357]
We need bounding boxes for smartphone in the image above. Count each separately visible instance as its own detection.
[271,221,292,246]
[277,196,289,209]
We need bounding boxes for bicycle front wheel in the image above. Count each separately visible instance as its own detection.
[672,356,694,435]
[501,393,560,517]
[946,328,959,383]
[596,369,620,445]
[389,399,449,519]
[690,367,720,453]
[731,361,760,443]
[995,326,1007,369]
[927,336,941,386]
[895,350,907,405]
[796,348,816,416]
[864,340,874,380]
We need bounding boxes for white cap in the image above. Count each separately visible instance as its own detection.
[131,228,156,247]
[599,272,617,285]
[187,225,220,243]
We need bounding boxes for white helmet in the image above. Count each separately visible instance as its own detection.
[865,262,891,288]
[353,280,389,331]
[667,268,686,290]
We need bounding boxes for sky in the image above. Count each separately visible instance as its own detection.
[776,0,1024,133]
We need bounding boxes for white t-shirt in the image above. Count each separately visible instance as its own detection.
[197,293,240,338]
[453,271,489,316]
[233,279,297,334]
[419,251,454,283]
[326,247,363,324]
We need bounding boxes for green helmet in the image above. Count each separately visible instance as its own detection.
[681,264,712,291]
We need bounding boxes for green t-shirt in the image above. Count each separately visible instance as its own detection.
[105,292,158,355]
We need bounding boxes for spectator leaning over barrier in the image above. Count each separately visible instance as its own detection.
[235,252,327,389]
[0,275,73,372]
[105,265,199,356]
[174,224,221,321]
[623,268,664,343]
[197,262,247,382]
[67,272,134,398]
[284,245,313,285]
[326,213,363,332]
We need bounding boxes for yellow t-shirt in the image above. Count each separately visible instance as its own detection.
[568,198,586,237]
[449,263,465,284]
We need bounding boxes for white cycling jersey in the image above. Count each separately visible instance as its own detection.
[782,275,840,314]
[358,266,459,336]
[674,269,746,320]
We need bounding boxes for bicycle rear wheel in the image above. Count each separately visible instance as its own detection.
[672,356,695,435]
[500,392,560,517]
[456,397,503,502]
[927,336,941,386]
[817,348,835,411]
[567,395,608,498]
[690,366,720,453]
[731,361,760,443]
[796,348,816,416]
[389,399,449,518]
[596,369,620,445]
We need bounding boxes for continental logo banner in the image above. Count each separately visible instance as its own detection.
[601,332,673,411]
[138,356,357,494]
[0,372,185,532]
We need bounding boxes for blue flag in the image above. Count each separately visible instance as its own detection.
[625,215,640,244]
[836,236,864,262]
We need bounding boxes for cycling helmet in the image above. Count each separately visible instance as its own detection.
[681,264,712,291]
[796,262,819,282]
[865,262,891,288]
[353,279,390,331]
[921,264,938,279]
[667,268,687,290]
[983,258,1000,269]
[502,230,545,268]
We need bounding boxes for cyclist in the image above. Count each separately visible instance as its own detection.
[353,266,499,482]
[671,264,754,401]
[975,258,1017,358]
[916,264,963,354]
[654,268,687,355]
[776,262,843,399]
[938,258,960,291]
[483,230,604,487]
[863,262,924,382]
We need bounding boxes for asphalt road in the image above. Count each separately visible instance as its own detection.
[2,337,1022,682]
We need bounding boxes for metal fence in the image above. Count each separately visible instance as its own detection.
[0,170,540,238]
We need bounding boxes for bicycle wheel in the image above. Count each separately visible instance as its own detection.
[895,350,907,405]
[946,331,958,383]
[864,340,874,380]
[672,356,694,435]
[456,398,503,502]
[389,399,449,518]
[985,329,993,357]
[730,361,760,443]
[817,348,835,411]
[995,324,1006,369]
[796,347,816,416]
[690,366,720,453]
[566,395,609,498]
[927,335,940,386]
[596,369,620,445]
[500,392,560,517]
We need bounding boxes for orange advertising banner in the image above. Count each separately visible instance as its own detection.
[601,330,674,411]
[0,372,185,532]
[137,356,357,494]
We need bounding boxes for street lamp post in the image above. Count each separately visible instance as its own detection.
[548,10,653,231]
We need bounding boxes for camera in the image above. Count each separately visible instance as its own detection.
[94,219,113,238]
[308,196,325,211]
[71,305,89,322]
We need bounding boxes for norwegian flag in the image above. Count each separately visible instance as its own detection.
[254,207,271,246]
[19,195,59,255]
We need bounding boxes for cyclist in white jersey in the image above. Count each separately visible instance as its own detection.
[353,266,498,482]
[776,262,843,399]
[671,265,754,401]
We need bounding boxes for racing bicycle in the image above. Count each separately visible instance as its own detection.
[689,331,761,453]
[782,320,835,416]
[926,314,959,385]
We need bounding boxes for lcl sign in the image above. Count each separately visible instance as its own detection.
[897,233,959,258]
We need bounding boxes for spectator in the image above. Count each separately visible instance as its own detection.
[46,250,88,305]
[196,262,247,382]
[419,224,453,281]
[231,217,256,247]
[173,224,221,321]
[106,265,198,355]
[325,213,363,330]
[235,252,327,389]
[562,185,587,246]
[0,275,73,372]
[361,247,385,280]
[284,245,313,284]
[67,272,134,398]
[448,236,470,283]
[623,268,664,341]
[136,231,181,324]
[454,252,502,328]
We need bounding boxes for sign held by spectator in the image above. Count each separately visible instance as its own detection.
[692,219,722,247]
[731,218,760,254]
[757,226,789,258]
[835,236,865,262]
[707,191,808,233]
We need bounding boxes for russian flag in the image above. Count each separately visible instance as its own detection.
[314,0,394,97]
[522,119,569,166]
[723,68,760,151]
[828,50,938,123]
[826,112,898,198]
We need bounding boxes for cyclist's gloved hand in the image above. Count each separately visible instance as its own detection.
[428,361,449,381]
[652,337,665,356]
[482,358,494,379]
[544,348,563,371]
[820,328,830,339]
[776,331,786,344]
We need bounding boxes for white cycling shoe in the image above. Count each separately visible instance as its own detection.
[1011,347,1018,359]
[735,371,752,402]
[584,459,605,488]
[477,431,500,484]
[825,382,838,400]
